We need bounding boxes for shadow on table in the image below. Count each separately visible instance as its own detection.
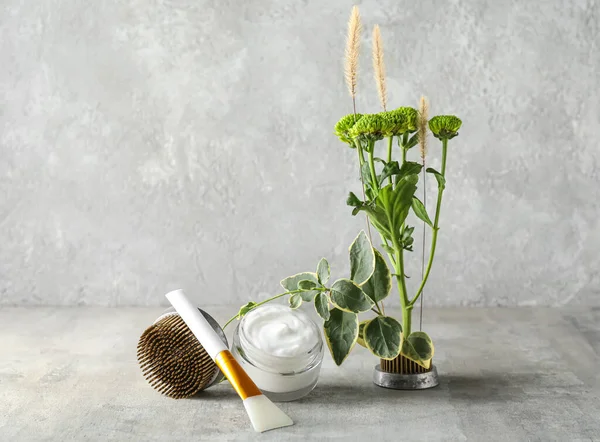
[188,372,542,404]
[441,372,538,402]
[188,383,239,401]
[297,371,541,405]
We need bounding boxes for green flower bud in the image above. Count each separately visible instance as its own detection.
[428,115,462,140]
[335,113,363,145]
[348,113,393,142]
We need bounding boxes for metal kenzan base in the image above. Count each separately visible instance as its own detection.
[373,364,439,390]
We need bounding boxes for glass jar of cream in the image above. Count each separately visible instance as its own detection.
[231,304,324,401]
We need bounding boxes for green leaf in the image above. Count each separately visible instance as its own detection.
[330,278,375,313]
[298,279,317,290]
[375,177,418,243]
[300,291,317,302]
[237,301,257,318]
[426,167,446,190]
[314,292,330,320]
[280,272,318,292]
[411,196,433,228]
[361,162,373,190]
[398,161,423,178]
[346,192,361,207]
[316,258,330,284]
[289,293,302,309]
[380,243,395,255]
[323,308,359,365]
[357,320,369,348]
[361,249,392,303]
[400,331,434,369]
[352,202,391,239]
[406,132,419,149]
[349,230,376,285]
[364,316,402,359]
[297,279,319,302]
[378,161,400,185]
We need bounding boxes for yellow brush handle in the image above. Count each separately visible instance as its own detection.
[215,350,262,400]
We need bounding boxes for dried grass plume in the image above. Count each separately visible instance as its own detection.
[372,25,387,111]
[344,6,362,102]
[418,96,429,161]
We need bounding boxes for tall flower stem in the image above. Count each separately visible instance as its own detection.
[400,133,409,165]
[354,140,375,238]
[395,134,410,334]
[355,140,365,166]
[419,161,427,330]
[410,138,448,307]
[368,141,378,191]
[417,96,430,331]
[395,255,412,335]
[386,136,393,183]
[378,234,409,332]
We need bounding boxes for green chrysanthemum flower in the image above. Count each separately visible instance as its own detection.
[428,115,462,140]
[379,111,406,137]
[335,113,363,145]
[388,107,418,134]
[348,113,394,142]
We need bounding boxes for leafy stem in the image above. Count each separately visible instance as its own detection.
[228,231,395,365]
[371,306,383,315]
[410,138,448,307]
[223,289,304,329]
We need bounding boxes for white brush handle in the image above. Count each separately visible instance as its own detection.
[165,289,227,359]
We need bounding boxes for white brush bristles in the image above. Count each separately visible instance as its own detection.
[243,395,294,433]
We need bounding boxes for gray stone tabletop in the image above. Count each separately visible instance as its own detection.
[1,306,599,441]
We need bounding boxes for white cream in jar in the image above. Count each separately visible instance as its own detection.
[231,304,323,401]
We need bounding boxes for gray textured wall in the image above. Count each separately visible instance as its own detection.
[1,0,599,307]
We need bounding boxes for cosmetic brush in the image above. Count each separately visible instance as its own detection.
[166,289,294,433]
